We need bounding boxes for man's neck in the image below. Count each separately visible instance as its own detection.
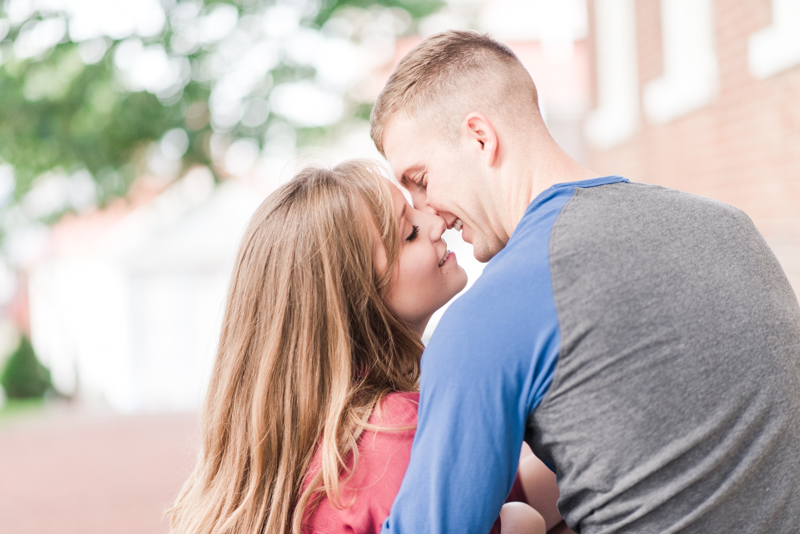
[501,138,599,239]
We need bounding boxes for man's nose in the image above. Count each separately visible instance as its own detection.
[411,191,438,216]
[433,214,447,239]
[422,211,447,241]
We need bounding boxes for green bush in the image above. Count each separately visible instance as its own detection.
[0,336,52,399]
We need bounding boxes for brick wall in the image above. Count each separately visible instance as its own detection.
[586,0,800,295]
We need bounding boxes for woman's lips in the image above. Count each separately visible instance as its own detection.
[439,250,454,267]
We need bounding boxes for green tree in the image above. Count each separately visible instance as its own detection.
[0,335,52,399]
[0,0,442,223]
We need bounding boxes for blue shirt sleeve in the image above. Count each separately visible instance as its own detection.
[380,187,572,533]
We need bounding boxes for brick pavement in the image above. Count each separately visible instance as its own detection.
[0,405,199,534]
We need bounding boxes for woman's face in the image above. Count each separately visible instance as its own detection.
[376,182,468,335]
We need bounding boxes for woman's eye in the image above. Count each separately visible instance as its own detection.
[406,225,419,242]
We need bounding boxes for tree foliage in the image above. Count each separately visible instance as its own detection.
[0,335,52,399]
[0,0,442,220]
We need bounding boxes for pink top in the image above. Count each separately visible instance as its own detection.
[300,392,526,534]
[301,392,419,534]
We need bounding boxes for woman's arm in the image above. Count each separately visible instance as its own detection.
[518,453,562,530]
[517,444,574,533]
[499,502,546,534]
[504,444,573,534]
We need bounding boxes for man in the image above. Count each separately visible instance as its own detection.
[370,30,800,533]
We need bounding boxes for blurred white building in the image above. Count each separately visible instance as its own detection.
[28,169,264,411]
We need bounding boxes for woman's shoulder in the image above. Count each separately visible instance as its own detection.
[358,391,418,476]
[368,391,419,427]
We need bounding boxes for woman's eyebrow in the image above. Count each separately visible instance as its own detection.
[395,203,407,236]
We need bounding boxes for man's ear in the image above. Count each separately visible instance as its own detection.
[462,112,499,167]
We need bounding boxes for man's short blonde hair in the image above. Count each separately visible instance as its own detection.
[370,30,540,156]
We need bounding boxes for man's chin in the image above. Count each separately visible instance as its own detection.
[463,229,504,263]
[471,240,500,264]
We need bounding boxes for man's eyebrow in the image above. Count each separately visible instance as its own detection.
[399,164,425,187]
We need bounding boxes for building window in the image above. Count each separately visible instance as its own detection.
[643,0,719,124]
[749,0,800,78]
[585,0,639,150]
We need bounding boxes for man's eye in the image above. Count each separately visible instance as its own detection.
[406,225,419,242]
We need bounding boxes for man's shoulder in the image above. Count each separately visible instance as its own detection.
[428,238,561,363]
[444,251,552,332]
[552,180,755,244]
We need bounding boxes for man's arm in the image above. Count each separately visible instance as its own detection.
[381,268,561,533]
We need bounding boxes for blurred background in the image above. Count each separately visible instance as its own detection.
[0,0,796,532]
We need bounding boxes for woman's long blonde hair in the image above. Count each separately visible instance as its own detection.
[169,160,424,534]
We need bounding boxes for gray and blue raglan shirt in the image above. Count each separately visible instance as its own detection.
[380,176,800,533]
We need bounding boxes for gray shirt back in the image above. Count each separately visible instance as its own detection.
[529,182,800,533]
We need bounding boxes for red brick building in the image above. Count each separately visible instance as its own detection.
[584,0,800,295]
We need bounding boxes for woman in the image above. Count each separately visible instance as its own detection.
[169,160,566,534]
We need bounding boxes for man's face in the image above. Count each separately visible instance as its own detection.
[382,115,504,263]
